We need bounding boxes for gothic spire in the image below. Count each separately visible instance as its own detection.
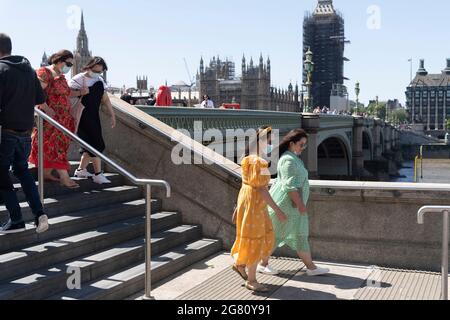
[81,11,85,31]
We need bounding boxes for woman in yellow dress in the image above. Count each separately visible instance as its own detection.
[231,127,288,292]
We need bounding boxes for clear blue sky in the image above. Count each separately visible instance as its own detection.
[1,0,449,105]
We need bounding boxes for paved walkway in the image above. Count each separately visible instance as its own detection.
[130,252,449,301]
[418,159,450,183]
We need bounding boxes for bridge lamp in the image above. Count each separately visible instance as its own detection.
[304,47,314,113]
[355,82,360,110]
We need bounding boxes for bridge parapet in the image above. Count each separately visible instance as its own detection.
[137,106,301,136]
[134,104,398,179]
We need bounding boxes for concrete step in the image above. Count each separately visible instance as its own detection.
[50,238,222,300]
[14,173,125,203]
[0,185,143,223]
[0,215,162,282]
[0,199,166,254]
[10,162,81,184]
[0,225,202,300]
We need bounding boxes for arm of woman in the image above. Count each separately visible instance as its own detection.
[101,92,116,128]
[69,89,82,98]
[288,190,308,215]
[37,103,55,118]
[257,187,288,223]
[279,157,307,215]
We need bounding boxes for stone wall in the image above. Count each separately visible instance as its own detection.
[276,187,450,272]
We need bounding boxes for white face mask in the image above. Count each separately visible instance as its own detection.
[89,71,101,79]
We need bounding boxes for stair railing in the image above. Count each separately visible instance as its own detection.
[35,107,170,300]
[418,206,449,301]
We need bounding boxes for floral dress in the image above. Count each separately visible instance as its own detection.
[268,151,311,252]
[29,67,75,171]
[231,155,275,266]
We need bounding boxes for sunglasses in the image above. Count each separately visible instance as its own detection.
[65,61,74,68]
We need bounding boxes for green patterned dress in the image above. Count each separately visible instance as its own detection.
[268,151,311,252]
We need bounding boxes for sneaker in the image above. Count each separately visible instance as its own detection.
[93,173,112,185]
[35,215,49,234]
[257,264,279,275]
[74,169,94,179]
[306,267,330,277]
[0,220,26,234]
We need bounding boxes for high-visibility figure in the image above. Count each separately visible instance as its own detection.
[155,85,172,107]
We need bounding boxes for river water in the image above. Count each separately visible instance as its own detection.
[390,161,415,183]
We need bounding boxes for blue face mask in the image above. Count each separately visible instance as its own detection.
[266,145,274,154]
[61,65,71,74]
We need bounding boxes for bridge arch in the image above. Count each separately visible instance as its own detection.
[317,134,352,177]
[362,129,374,161]
[380,130,385,154]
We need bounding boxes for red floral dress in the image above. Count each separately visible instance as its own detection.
[29,67,75,171]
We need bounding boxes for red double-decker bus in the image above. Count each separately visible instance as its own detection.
[221,103,241,110]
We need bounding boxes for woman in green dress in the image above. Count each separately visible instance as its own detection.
[259,129,330,277]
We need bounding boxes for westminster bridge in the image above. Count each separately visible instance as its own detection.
[136,106,400,179]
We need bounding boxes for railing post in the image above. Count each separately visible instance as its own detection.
[414,156,418,183]
[418,206,449,300]
[38,114,44,205]
[420,146,424,180]
[144,184,154,300]
[442,210,449,301]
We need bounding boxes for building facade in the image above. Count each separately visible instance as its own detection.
[303,0,348,109]
[406,59,450,131]
[199,55,299,112]
[137,76,148,91]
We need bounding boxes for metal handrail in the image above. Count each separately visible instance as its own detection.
[309,180,450,192]
[418,206,449,301]
[35,107,170,300]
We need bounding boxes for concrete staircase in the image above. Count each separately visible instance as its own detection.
[0,163,222,300]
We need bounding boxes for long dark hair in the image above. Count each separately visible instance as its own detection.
[278,129,308,156]
[243,125,272,159]
[48,50,73,65]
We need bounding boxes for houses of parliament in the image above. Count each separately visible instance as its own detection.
[198,55,300,112]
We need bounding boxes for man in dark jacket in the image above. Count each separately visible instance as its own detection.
[0,33,49,234]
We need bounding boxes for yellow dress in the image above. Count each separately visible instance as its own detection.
[231,155,275,266]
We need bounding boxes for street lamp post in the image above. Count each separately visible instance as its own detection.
[375,95,381,120]
[355,81,360,111]
[355,82,361,108]
[304,47,314,113]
